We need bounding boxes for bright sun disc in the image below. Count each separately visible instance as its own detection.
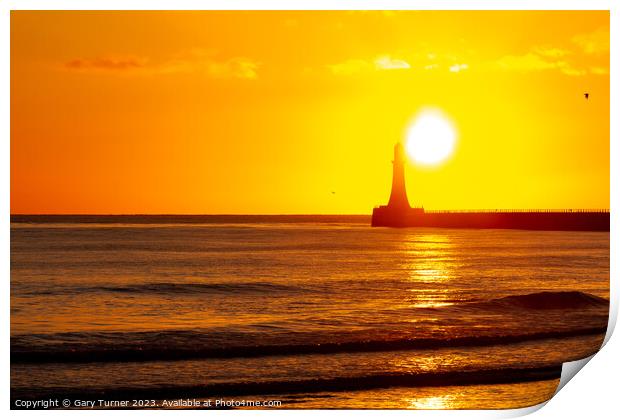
[406,109,457,165]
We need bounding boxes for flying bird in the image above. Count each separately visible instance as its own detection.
[584,93,589,99]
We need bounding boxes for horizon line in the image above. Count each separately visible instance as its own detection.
[10,209,610,217]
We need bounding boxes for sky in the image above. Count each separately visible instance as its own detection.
[11,11,609,214]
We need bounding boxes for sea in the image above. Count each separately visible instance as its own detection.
[10,216,609,409]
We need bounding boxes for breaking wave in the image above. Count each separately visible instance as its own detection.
[11,365,563,404]
[11,291,607,364]
[20,281,307,296]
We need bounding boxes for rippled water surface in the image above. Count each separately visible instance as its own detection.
[10,219,609,409]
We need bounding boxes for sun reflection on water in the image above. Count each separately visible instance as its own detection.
[400,233,457,308]
[407,394,458,409]
[409,302,454,309]
[393,353,451,373]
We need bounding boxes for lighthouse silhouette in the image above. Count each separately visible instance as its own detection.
[371,142,423,227]
[371,142,609,230]
[387,142,411,210]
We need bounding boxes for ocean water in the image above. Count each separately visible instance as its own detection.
[10,218,609,409]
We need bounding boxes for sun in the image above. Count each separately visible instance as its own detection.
[405,109,457,166]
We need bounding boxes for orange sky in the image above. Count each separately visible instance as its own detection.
[11,11,609,214]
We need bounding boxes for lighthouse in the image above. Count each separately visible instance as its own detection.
[387,142,411,210]
[371,142,609,230]
[371,142,423,227]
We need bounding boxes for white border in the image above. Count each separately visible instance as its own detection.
[0,0,617,11]
[3,1,617,419]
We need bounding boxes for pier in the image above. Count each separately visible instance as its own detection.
[371,143,609,231]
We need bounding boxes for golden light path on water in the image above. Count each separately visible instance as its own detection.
[278,380,560,409]
[395,232,461,398]
[390,232,560,410]
[407,394,459,409]
[401,233,456,308]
